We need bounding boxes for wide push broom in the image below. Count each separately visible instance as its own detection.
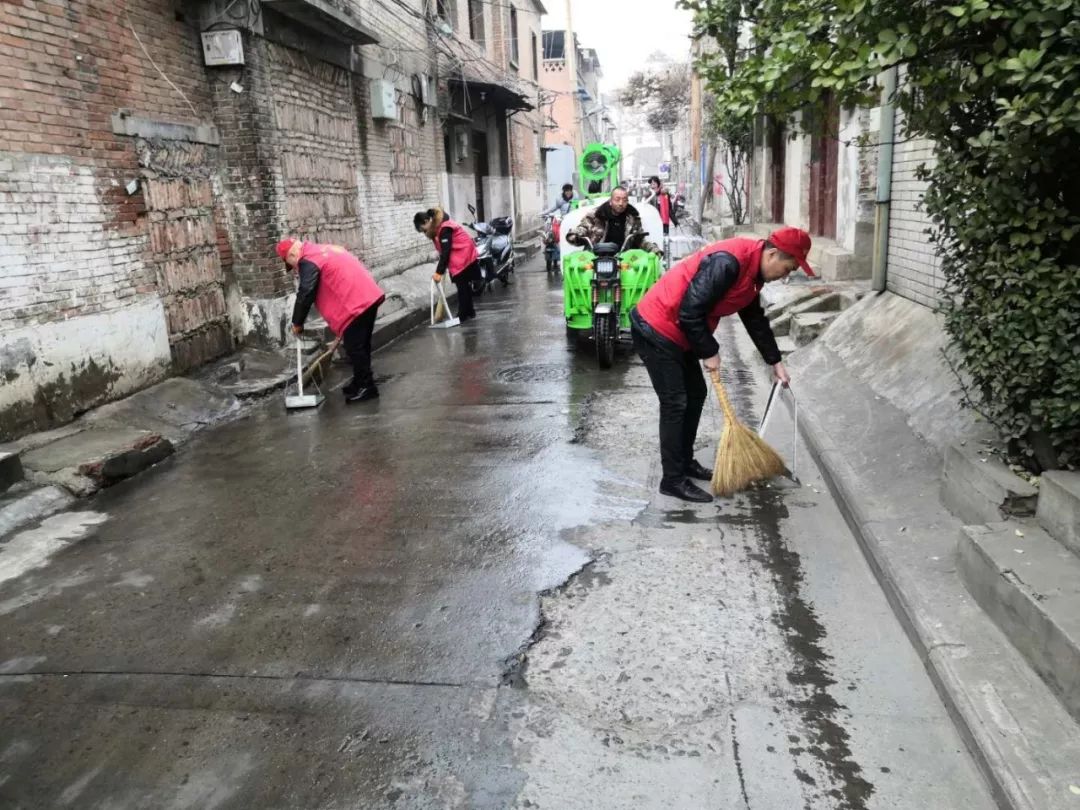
[709,369,787,496]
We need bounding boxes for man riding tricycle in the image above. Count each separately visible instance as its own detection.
[562,186,664,368]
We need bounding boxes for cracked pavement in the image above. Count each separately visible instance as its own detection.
[0,259,995,809]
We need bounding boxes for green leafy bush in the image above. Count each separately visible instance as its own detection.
[684,0,1080,469]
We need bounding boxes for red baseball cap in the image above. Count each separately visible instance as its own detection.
[275,238,296,262]
[768,227,815,277]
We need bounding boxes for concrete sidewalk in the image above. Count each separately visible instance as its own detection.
[786,293,1080,810]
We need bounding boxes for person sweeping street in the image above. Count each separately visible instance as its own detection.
[414,207,480,322]
[278,238,386,403]
[630,227,815,503]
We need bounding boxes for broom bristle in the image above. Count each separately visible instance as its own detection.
[711,419,787,496]
[434,295,446,322]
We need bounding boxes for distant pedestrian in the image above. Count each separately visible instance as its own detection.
[646,175,679,236]
[414,207,480,322]
[278,238,385,403]
[630,227,815,502]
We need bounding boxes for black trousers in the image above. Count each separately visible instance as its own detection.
[631,311,707,485]
[342,305,379,389]
[452,261,480,319]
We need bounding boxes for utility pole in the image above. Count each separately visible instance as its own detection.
[564,0,581,154]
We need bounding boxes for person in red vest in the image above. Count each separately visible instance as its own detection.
[646,175,679,236]
[631,227,816,502]
[414,207,481,322]
[278,238,386,403]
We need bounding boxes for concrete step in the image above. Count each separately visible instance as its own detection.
[1038,471,1080,556]
[775,335,796,357]
[942,444,1039,526]
[790,311,840,347]
[0,485,73,539]
[19,427,174,498]
[958,521,1080,722]
[0,451,24,494]
[771,313,791,337]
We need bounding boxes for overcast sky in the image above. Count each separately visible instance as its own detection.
[542,0,695,95]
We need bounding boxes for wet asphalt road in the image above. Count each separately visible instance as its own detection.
[0,257,996,809]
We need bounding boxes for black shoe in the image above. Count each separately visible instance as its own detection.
[459,313,477,323]
[686,460,713,481]
[345,386,379,403]
[659,478,713,503]
[342,378,360,397]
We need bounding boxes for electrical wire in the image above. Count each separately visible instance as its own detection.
[125,14,200,119]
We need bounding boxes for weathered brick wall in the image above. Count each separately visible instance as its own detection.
[0,0,232,437]
[348,0,447,276]
[208,0,446,322]
[887,107,942,308]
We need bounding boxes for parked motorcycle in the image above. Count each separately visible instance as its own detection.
[466,204,514,295]
[542,213,562,274]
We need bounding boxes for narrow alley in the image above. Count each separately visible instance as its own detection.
[0,259,996,809]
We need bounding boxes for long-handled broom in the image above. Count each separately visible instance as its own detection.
[299,337,342,389]
[709,368,787,496]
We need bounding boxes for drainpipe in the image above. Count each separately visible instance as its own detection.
[872,67,897,293]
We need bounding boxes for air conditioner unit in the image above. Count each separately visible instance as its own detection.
[370,79,398,120]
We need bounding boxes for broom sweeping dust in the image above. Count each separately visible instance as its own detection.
[709,368,787,496]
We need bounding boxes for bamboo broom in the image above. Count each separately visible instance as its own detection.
[300,337,342,388]
[709,368,787,496]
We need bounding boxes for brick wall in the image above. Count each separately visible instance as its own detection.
[0,0,232,437]
[887,107,942,308]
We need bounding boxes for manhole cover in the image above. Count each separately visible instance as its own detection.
[494,363,572,383]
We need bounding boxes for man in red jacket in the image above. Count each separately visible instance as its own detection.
[277,238,386,403]
[631,227,815,502]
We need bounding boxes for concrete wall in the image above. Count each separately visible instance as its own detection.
[836,106,878,275]
[542,60,578,151]
[886,106,943,307]
[783,125,811,230]
[0,301,172,440]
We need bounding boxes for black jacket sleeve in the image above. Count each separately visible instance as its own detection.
[677,251,741,359]
[738,296,782,366]
[291,258,320,327]
[435,225,454,276]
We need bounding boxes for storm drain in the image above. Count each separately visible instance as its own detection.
[494,364,572,384]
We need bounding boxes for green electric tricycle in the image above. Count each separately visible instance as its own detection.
[563,237,663,368]
[561,143,664,368]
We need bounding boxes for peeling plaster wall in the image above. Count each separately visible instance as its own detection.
[0,299,172,441]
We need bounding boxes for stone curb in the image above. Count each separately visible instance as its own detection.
[786,395,1014,807]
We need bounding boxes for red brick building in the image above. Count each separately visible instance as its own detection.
[1,0,543,440]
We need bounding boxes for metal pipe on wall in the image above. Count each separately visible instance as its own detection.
[872,67,898,292]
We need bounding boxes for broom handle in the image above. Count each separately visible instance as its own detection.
[300,337,342,386]
[709,368,737,423]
